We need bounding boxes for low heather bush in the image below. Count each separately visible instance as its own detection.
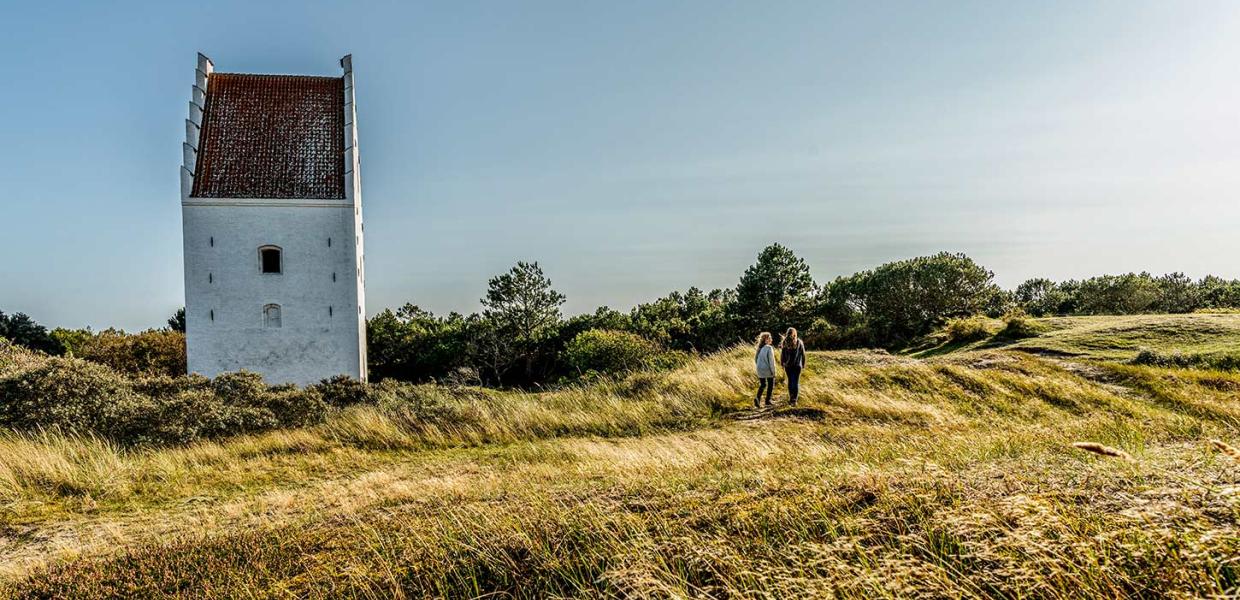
[263,386,329,429]
[312,375,372,408]
[943,316,992,343]
[996,311,1044,340]
[1132,348,1240,371]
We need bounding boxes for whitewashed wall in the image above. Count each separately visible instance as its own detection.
[181,201,364,385]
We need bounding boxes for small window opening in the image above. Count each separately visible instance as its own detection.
[263,304,282,328]
[259,246,282,274]
[209,236,214,247]
[209,309,215,322]
[327,237,332,247]
[208,273,213,284]
[332,272,337,282]
[329,306,334,317]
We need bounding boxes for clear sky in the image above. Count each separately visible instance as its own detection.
[2,1,1239,330]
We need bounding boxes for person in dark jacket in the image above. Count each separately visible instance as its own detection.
[779,327,806,405]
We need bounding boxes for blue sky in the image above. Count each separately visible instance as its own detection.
[2,1,1239,330]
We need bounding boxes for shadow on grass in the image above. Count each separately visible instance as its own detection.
[905,335,1028,359]
[731,404,830,422]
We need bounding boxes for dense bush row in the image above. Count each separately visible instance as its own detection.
[0,340,367,446]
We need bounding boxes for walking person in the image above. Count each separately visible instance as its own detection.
[780,327,806,406]
[754,332,776,408]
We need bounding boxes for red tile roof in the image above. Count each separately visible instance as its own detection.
[192,73,346,199]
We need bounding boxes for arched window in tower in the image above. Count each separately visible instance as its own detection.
[259,246,282,274]
[263,304,282,328]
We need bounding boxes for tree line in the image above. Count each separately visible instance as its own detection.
[5,246,1240,386]
[1012,273,1240,317]
[365,247,1240,386]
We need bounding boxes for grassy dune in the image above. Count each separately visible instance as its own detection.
[2,317,1239,598]
[1010,313,1240,360]
[911,312,1240,362]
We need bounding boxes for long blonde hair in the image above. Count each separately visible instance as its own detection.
[780,327,799,349]
[755,332,772,348]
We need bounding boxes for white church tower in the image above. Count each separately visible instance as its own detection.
[180,53,367,385]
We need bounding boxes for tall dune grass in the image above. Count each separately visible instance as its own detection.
[3,341,1240,597]
[7,421,1236,598]
[0,347,759,507]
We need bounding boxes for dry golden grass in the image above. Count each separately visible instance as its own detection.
[1,343,1238,598]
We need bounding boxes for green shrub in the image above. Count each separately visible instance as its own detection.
[147,389,251,444]
[943,316,992,343]
[815,322,879,349]
[645,349,694,372]
[564,330,652,377]
[800,318,837,349]
[131,373,211,399]
[263,387,329,428]
[212,371,267,406]
[996,311,1044,340]
[820,252,1000,346]
[1133,348,1194,368]
[0,356,151,441]
[313,375,372,408]
[212,373,330,431]
[0,357,193,446]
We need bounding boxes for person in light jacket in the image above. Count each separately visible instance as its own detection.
[754,332,776,408]
[780,327,806,405]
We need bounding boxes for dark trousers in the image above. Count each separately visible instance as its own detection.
[756,377,774,406]
[786,367,802,403]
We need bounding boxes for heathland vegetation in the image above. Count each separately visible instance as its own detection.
[1,315,1238,597]
[1,248,1239,597]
